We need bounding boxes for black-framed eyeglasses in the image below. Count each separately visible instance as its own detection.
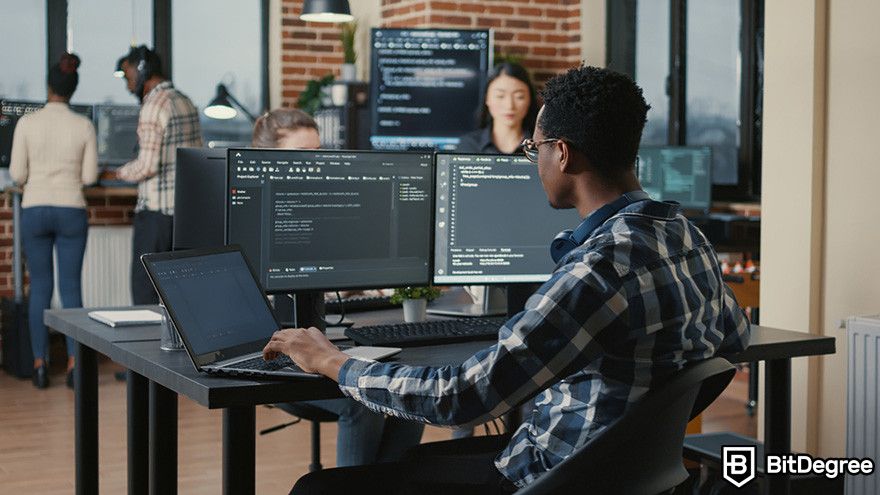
[520,138,563,163]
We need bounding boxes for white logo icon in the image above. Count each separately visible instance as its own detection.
[723,446,756,488]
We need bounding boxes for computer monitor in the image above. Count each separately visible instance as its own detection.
[369,28,492,151]
[173,148,227,250]
[637,146,712,211]
[226,148,434,293]
[93,104,140,166]
[0,99,93,168]
[433,153,581,285]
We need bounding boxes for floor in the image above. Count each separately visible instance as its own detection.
[0,354,757,494]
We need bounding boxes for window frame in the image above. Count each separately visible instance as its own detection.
[607,0,764,202]
[44,0,269,112]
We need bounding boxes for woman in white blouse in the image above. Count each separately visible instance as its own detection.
[9,53,98,389]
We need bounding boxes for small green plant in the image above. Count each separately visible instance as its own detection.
[296,74,335,115]
[391,286,441,304]
[340,21,358,64]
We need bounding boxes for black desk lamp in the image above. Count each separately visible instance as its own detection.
[204,83,257,122]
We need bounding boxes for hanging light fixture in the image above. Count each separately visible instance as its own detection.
[300,0,354,23]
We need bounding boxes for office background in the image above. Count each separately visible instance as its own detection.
[0,0,877,481]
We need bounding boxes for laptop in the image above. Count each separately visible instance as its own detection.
[141,245,401,379]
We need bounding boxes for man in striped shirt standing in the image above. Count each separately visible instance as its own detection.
[111,46,202,305]
[264,66,751,494]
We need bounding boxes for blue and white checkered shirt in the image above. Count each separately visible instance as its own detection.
[338,198,751,488]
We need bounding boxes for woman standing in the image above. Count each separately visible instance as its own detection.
[10,53,98,389]
[457,62,539,154]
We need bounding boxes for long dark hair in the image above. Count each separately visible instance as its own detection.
[47,53,81,98]
[477,62,539,134]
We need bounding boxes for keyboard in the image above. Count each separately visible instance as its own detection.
[233,354,298,371]
[326,294,397,313]
[344,317,506,347]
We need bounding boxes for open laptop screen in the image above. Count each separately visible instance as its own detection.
[144,248,280,365]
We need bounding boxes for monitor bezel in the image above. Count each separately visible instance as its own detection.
[225,147,437,294]
[431,151,574,287]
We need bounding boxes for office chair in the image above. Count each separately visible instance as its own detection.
[517,357,736,495]
[270,402,340,472]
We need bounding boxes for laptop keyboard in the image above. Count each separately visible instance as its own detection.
[234,355,299,372]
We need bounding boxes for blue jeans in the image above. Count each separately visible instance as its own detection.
[20,206,88,360]
[303,398,425,467]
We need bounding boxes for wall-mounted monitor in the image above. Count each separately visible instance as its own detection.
[369,28,492,151]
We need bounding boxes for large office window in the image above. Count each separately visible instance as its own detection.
[634,0,669,146]
[172,0,264,145]
[686,0,741,185]
[67,0,153,105]
[0,1,47,100]
[611,0,763,200]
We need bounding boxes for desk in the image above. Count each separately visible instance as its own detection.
[46,308,834,495]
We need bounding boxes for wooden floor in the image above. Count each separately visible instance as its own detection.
[0,357,756,494]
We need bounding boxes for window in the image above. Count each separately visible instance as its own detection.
[172,0,265,145]
[610,0,763,200]
[67,0,154,105]
[634,0,669,146]
[0,0,47,100]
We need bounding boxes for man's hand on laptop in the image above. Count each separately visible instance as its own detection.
[262,327,349,380]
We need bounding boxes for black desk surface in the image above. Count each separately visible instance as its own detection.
[45,307,835,410]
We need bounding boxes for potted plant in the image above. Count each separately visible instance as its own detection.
[391,286,441,323]
[296,74,335,115]
[340,21,357,81]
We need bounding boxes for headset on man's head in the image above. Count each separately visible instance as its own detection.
[127,45,160,102]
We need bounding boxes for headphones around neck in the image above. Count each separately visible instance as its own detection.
[550,190,651,264]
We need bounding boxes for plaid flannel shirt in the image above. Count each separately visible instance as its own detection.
[117,81,202,215]
[338,198,751,488]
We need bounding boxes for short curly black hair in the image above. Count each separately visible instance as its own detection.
[539,66,650,180]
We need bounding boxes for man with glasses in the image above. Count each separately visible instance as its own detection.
[266,66,751,494]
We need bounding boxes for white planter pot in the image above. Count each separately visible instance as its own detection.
[341,63,356,81]
[402,298,428,323]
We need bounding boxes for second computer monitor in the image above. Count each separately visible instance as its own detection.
[433,153,581,285]
[227,149,434,292]
[637,146,712,211]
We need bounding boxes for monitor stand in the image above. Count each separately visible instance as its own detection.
[273,291,326,332]
[505,283,541,318]
[427,286,507,317]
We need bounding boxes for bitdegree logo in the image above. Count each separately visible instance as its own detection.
[723,445,874,487]
[766,454,874,478]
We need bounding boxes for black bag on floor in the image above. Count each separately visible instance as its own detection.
[1,297,33,379]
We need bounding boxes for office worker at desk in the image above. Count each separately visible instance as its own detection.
[105,45,202,305]
[264,66,751,494]
[253,108,425,467]
[9,53,98,389]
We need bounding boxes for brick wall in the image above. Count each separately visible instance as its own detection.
[0,190,136,299]
[279,0,583,106]
[280,0,346,107]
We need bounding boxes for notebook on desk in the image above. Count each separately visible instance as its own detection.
[140,246,401,380]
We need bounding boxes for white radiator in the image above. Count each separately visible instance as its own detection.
[846,315,880,495]
[51,225,132,309]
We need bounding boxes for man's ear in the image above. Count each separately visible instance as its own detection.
[557,140,573,174]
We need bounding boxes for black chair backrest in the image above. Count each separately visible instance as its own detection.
[517,357,735,495]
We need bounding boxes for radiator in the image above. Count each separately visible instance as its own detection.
[846,315,880,495]
[51,225,132,309]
